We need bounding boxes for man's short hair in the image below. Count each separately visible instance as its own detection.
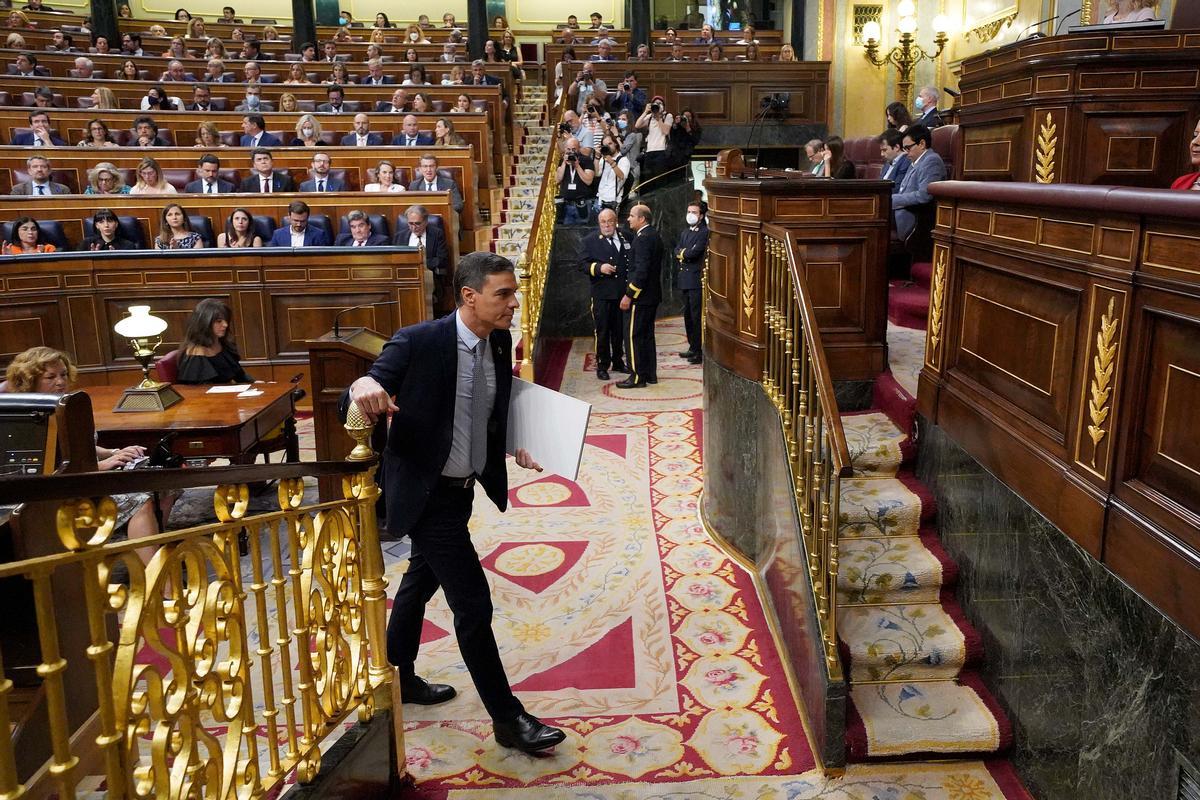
[630,204,651,222]
[199,153,221,167]
[805,138,824,151]
[243,38,261,51]
[25,154,49,167]
[471,59,485,67]
[327,84,343,95]
[27,109,49,123]
[920,85,939,102]
[21,52,39,66]
[904,124,933,149]
[193,82,211,93]
[419,154,440,166]
[453,251,514,306]
[133,115,157,132]
[288,200,310,216]
[245,114,266,129]
[346,209,367,224]
[300,41,315,51]
[624,70,638,79]
[878,128,904,148]
[404,204,429,220]
[250,147,272,160]
[33,87,53,102]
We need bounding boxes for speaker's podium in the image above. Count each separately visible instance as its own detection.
[307,327,389,501]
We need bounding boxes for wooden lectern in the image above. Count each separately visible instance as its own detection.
[308,327,389,501]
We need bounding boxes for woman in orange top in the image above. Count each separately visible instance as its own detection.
[3,217,57,255]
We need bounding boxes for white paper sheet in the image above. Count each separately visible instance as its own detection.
[505,378,591,481]
[206,384,251,394]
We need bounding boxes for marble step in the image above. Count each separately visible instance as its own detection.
[837,535,953,606]
[839,602,976,683]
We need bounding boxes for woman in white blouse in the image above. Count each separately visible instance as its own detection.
[364,160,406,193]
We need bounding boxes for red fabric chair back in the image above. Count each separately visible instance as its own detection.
[155,349,180,382]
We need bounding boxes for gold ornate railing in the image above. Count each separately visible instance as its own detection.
[0,404,399,799]
[516,91,568,381]
[761,223,852,679]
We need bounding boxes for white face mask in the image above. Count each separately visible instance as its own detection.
[409,32,419,41]
[301,126,314,137]
[686,212,700,226]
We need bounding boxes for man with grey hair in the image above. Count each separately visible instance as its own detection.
[163,59,192,82]
[567,60,608,115]
[347,251,567,757]
[335,210,390,246]
[72,56,95,78]
[395,203,451,314]
[915,86,942,128]
[360,57,394,85]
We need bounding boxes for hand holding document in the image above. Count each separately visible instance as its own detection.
[506,378,591,481]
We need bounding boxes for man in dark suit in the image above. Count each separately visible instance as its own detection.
[375,88,410,113]
[269,200,331,246]
[878,128,911,189]
[674,201,708,364]
[341,114,384,147]
[298,152,346,192]
[238,148,297,193]
[408,155,464,215]
[617,204,664,388]
[12,111,67,146]
[317,85,349,114]
[129,116,170,148]
[579,208,629,380]
[468,59,505,97]
[10,154,69,195]
[391,115,434,147]
[240,114,282,148]
[184,154,235,194]
[915,86,943,129]
[359,58,395,85]
[395,204,451,315]
[188,83,216,112]
[346,252,567,755]
[335,209,390,246]
[893,124,947,240]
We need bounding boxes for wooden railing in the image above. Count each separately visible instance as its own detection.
[760,222,851,677]
[0,397,400,798]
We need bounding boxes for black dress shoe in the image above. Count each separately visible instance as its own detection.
[400,675,457,705]
[646,378,658,384]
[615,377,646,389]
[610,362,629,374]
[596,369,610,380]
[678,350,696,359]
[687,354,703,364]
[493,712,566,753]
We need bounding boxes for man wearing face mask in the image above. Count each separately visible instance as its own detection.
[235,85,274,112]
[914,86,942,129]
[674,201,708,364]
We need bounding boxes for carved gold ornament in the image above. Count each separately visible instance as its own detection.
[742,237,756,323]
[1086,297,1120,467]
[1035,112,1058,184]
[927,248,948,359]
[964,11,1018,42]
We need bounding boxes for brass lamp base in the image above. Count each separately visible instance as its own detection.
[113,381,183,413]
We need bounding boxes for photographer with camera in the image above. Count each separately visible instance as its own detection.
[636,95,673,185]
[555,136,596,225]
[610,71,647,117]
[558,110,595,157]
[668,107,703,169]
[594,134,630,214]
[567,62,608,116]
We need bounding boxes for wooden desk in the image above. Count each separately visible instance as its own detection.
[88,382,297,459]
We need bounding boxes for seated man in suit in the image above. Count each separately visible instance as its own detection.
[240,38,271,61]
[73,56,96,78]
[10,154,69,195]
[915,86,943,129]
[392,115,434,146]
[131,116,170,147]
[188,83,216,112]
[892,124,947,240]
[238,148,297,193]
[240,114,282,147]
[318,85,349,114]
[185,154,235,194]
[467,59,504,95]
[360,58,395,85]
[235,85,275,112]
[242,60,263,84]
[395,203,450,314]
[298,152,345,191]
[12,52,42,77]
[335,209,390,246]
[13,110,66,146]
[322,41,341,62]
[121,33,144,57]
[664,42,688,61]
[342,114,384,146]
[877,128,910,189]
[590,39,617,60]
[162,60,194,82]
[270,200,331,247]
[409,155,464,216]
[376,88,410,113]
[206,58,235,83]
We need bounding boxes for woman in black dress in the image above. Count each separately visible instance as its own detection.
[176,298,252,384]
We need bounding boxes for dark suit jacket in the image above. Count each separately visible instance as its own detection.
[238,172,297,193]
[10,180,70,195]
[919,107,943,129]
[357,313,514,536]
[626,224,664,305]
[406,175,464,213]
[239,132,283,147]
[12,132,67,146]
[374,101,408,113]
[358,74,395,85]
[580,230,629,300]
[340,132,384,146]
[391,132,435,147]
[268,225,331,247]
[881,156,911,190]
[298,177,346,192]
[184,178,236,194]
[334,232,391,247]
[394,219,449,273]
[674,223,708,290]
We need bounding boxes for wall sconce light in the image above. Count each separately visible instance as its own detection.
[861,2,950,104]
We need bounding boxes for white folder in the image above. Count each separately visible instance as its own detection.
[505,378,592,481]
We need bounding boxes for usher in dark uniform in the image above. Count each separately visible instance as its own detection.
[623,223,664,385]
[674,218,709,360]
[580,228,629,375]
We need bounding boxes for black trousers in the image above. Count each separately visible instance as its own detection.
[592,298,624,370]
[624,302,658,383]
[681,287,702,354]
[386,483,524,722]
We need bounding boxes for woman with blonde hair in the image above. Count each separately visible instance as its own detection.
[156,203,204,249]
[434,117,466,147]
[291,113,322,146]
[205,37,226,58]
[285,62,311,84]
[325,61,351,85]
[778,43,796,62]
[262,25,280,41]
[5,33,27,49]
[278,92,299,113]
[1103,0,1157,22]
[442,64,465,85]
[186,17,207,38]
[85,162,131,194]
[6,10,33,28]
[130,157,177,195]
[370,27,388,44]
[364,160,405,192]
[162,36,192,59]
[90,87,118,109]
[195,121,226,148]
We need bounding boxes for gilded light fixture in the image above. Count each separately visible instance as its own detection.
[861,1,951,104]
[112,305,183,412]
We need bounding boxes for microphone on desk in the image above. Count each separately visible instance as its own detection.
[332,299,399,339]
[1015,14,1059,40]
[1053,9,1082,36]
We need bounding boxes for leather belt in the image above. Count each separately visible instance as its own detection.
[438,475,476,489]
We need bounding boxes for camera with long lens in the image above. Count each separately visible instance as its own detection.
[622,82,631,91]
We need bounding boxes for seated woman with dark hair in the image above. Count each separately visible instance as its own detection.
[2,216,56,255]
[79,208,138,250]
[1171,119,1200,190]
[177,298,252,384]
[886,101,913,132]
[822,136,857,179]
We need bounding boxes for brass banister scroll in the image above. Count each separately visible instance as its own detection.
[761,222,852,678]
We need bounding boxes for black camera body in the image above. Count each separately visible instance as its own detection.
[598,144,611,156]
[651,102,663,114]
[559,122,571,133]
[567,152,577,163]
[622,82,631,91]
